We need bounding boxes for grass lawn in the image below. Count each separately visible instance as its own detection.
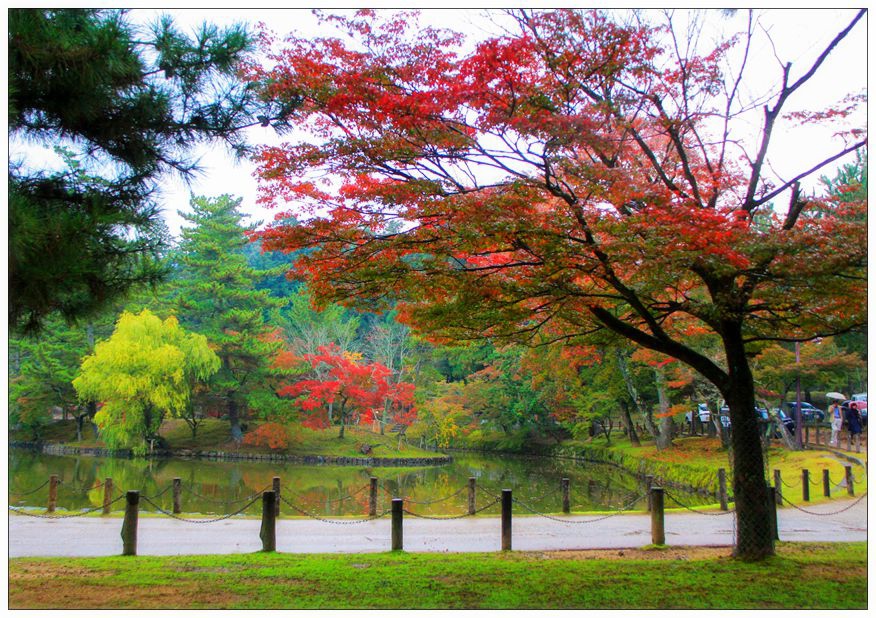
[8,542,866,609]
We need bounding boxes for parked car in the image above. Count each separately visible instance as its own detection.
[717,402,770,430]
[772,409,796,436]
[783,401,824,423]
[697,403,710,423]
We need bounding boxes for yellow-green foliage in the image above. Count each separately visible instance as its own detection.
[73,310,220,454]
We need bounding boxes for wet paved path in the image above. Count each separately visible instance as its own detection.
[8,496,866,557]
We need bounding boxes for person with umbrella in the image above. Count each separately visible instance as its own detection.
[826,392,846,447]
[846,402,863,453]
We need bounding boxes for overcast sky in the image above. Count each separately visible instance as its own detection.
[12,8,868,238]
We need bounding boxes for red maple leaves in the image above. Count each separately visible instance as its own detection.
[278,344,416,435]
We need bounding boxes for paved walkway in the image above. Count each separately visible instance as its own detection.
[8,496,867,558]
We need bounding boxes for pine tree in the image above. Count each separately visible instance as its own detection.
[8,8,292,333]
[174,194,287,442]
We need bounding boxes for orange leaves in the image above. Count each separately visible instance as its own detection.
[242,422,290,450]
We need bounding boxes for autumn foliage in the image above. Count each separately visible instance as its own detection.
[242,422,291,450]
[249,9,865,559]
[278,344,416,437]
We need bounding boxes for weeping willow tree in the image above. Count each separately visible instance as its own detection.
[73,309,220,454]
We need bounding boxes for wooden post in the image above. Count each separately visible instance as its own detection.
[260,491,276,552]
[804,425,810,446]
[501,489,512,551]
[717,468,728,511]
[468,477,476,516]
[822,469,830,498]
[273,477,281,517]
[103,478,113,515]
[369,477,378,517]
[172,478,182,514]
[815,425,821,445]
[845,466,854,497]
[645,475,654,512]
[391,498,403,551]
[768,486,779,541]
[562,478,571,514]
[802,469,810,502]
[47,474,59,513]
[121,490,139,556]
[650,486,665,546]
[773,470,783,506]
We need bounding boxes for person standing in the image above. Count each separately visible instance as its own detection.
[829,400,844,447]
[846,402,863,453]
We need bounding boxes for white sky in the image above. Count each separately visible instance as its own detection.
[8,7,868,238]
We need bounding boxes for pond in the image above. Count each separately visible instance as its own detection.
[8,449,713,518]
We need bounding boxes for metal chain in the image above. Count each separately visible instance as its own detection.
[480,484,562,505]
[140,494,262,523]
[141,484,173,501]
[510,492,648,525]
[9,495,126,519]
[399,484,469,505]
[8,479,51,497]
[403,498,501,520]
[279,494,389,525]
[181,482,271,505]
[663,490,736,516]
[780,492,868,516]
[781,477,800,488]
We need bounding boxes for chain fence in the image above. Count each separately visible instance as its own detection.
[9,495,127,519]
[140,494,263,524]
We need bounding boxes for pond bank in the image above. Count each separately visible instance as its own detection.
[9,441,452,467]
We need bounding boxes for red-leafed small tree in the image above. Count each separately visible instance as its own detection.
[279,344,416,438]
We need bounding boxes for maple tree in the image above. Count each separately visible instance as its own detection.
[251,10,866,559]
[279,344,416,439]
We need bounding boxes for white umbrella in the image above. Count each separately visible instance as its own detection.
[825,391,847,400]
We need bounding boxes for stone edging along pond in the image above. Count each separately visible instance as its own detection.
[10,442,452,467]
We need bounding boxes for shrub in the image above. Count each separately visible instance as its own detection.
[242,422,290,450]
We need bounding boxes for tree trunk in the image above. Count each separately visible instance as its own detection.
[619,400,641,446]
[338,401,347,439]
[615,349,658,438]
[722,329,774,560]
[228,397,243,443]
[653,366,673,450]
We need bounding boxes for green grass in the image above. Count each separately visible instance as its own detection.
[8,542,866,609]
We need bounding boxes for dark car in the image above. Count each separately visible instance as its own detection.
[773,409,796,436]
[783,401,824,423]
[717,403,770,430]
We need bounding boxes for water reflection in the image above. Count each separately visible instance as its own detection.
[8,450,713,517]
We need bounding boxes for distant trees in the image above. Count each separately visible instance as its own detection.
[173,194,288,442]
[72,310,220,454]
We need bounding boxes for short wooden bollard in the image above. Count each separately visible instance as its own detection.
[172,478,182,514]
[103,478,114,515]
[768,486,779,541]
[273,477,281,517]
[802,469,810,502]
[121,490,139,556]
[645,475,655,512]
[822,469,831,498]
[562,478,571,514]
[804,425,810,446]
[773,470,783,506]
[717,468,728,511]
[845,465,855,497]
[650,486,665,546]
[391,498,403,551]
[468,477,476,516]
[260,491,276,552]
[501,489,512,551]
[815,425,821,445]
[369,477,378,517]
[47,474,59,513]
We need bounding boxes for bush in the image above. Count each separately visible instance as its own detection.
[242,422,290,450]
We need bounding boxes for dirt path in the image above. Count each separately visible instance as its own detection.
[8,496,866,557]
